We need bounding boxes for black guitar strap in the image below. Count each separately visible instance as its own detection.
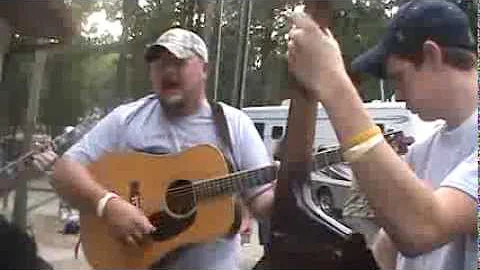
[209,101,244,237]
[208,101,238,173]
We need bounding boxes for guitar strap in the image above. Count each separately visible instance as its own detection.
[208,101,238,172]
[208,100,243,237]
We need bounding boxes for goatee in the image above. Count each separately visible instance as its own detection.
[159,94,186,117]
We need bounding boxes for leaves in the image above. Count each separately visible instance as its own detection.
[2,0,476,132]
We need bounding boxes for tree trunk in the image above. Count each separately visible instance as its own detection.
[116,0,138,103]
[198,0,220,100]
[232,0,253,108]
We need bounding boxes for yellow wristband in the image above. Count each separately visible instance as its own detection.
[343,133,384,163]
[343,125,382,150]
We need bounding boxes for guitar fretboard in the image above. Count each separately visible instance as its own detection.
[0,109,104,180]
[192,165,277,200]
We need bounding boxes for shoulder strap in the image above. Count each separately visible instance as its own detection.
[209,101,243,237]
[209,101,237,172]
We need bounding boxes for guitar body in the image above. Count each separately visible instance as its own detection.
[80,144,236,269]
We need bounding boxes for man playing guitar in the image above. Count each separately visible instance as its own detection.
[52,28,275,269]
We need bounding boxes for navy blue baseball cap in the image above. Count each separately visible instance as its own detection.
[351,0,475,78]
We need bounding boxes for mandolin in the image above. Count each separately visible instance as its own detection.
[0,109,104,191]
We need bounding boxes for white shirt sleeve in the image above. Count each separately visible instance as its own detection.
[234,113,271,171]
[440,152,478,201]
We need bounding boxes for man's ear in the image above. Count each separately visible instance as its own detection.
[422,40,443,71]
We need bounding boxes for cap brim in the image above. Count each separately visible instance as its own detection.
[144,43,194,63]
[351,43,388,79]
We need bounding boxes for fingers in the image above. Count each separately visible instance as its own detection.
[32,151,58,171]
[122,217,156,247]
[32,159,44,172]
[107,199,157,247]
[130,230,145,246]
[287,11,317,31]
[124,235,138,247]
[120,227,147,247]
[137,217,156,237]
[287,10,334,44]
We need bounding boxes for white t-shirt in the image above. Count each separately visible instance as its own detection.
[65,94,271,269]
[397,112,478,270]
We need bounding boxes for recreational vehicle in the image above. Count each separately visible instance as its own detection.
[242,100,414,156]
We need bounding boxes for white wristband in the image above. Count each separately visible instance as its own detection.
[96,192,119,218]
[343,133,384,163]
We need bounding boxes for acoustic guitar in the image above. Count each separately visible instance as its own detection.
[80,144,277,269]
[79,128,410,269]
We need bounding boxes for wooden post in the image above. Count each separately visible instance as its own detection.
[12,49,47,229]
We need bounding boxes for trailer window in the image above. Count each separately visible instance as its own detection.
[272,126,284,140]
[254,122,265,139]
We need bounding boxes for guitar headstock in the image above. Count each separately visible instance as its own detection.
[314,129,414,171]
[0,108,107,184]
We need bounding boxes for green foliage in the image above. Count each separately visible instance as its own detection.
[3,0,476,132]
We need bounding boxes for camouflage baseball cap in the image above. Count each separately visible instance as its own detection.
[145,28,208,63]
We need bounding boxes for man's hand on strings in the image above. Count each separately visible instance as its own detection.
[104,198,156,247]
[32,150,58,173]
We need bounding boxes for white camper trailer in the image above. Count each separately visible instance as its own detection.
[242,100,414,156]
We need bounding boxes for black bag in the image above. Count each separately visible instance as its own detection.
[0,215,53,270]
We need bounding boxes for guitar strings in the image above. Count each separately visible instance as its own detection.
[144,132,403,198]
[165,170,266,197]
[162,169,274,198]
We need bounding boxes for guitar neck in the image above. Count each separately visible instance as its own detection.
[0,110,104,180]
[312,129,408,170]
[192,165,277,200]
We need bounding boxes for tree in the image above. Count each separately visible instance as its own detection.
[6,0,473,136]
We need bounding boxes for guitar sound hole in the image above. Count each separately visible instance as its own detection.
[166,180,196,216]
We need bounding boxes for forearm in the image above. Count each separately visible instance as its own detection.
[315,72,374,143]
[350,145,442,254]
[51,156,108,214]
[318,76,442,253]
[248,188,275,220]
[372,229,398,270]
